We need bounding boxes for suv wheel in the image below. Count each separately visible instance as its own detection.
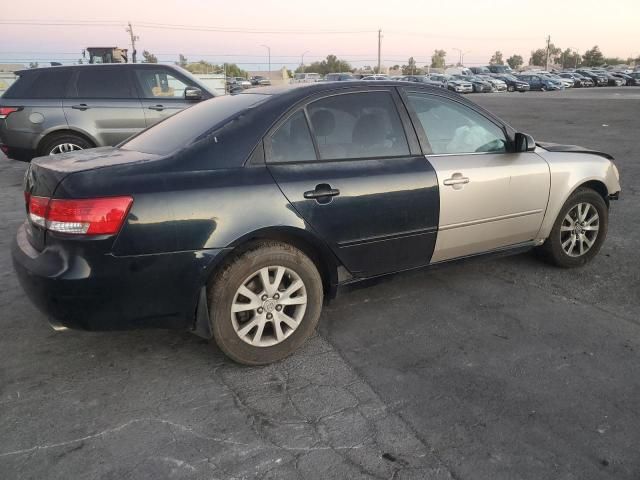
[538,188,608,268]
[39,133,93,156]
[208,241,323,365]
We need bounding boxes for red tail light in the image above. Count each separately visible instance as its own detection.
[0,107,22,119]
[27,195,133,235]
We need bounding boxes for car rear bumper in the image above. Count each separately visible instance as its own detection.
[12,222,226,332]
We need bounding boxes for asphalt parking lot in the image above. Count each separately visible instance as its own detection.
[1,87,639,480]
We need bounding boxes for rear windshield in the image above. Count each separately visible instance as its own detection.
[121,93,268,155]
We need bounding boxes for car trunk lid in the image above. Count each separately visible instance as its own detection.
[24,147,160,250]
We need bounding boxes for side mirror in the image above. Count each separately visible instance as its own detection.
[184,86,203,101]
[515,132,536,152]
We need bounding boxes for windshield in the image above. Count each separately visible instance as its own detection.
[122,93,268,155]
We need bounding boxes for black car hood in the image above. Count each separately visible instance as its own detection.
[536,142,613,160]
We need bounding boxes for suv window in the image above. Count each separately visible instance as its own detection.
[405,93,507,154]
[306,92,409,160]
[135,68,192,99]
[2,69,72,99]
[269,111,317,163]
[70,68,136,99]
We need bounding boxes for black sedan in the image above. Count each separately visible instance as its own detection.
[494,74,530,92]
[12,82,620,364]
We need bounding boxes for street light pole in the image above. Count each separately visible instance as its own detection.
[261,44,271,79]
[301,50,310,70]
[452,47,462,66]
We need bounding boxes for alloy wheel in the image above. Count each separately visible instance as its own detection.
[231,266,307,347]
[560,202,600,257]
[49,143,84,155]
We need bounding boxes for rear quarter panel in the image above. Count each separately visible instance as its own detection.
[0,99,68,150]
[535,148,621,240]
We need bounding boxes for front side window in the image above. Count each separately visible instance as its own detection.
[405,93,507,155]
[135,69,192,99]
[306,92,409,160]
[269,111,317,163]
[72,68,135,98]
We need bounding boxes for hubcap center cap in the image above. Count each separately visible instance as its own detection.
[263,299,277,313]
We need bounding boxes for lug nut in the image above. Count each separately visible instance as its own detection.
[273,293,280,300]
[261,294,268,301]
[257,307,264,314]
[266,313,273,319]
[276,305,282,311]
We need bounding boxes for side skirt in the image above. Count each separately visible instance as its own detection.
[337,240,539,293]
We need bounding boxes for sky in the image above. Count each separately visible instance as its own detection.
[2,0,638,70]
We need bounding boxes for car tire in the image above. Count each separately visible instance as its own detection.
[207,241,323,365]
[537,187,608,268]
[507,85,515,92]
[38,132,94,156]
[540,85,547,92]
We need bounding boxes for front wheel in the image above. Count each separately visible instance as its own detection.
[507,85,515,92]
[208,241,323,365]
[537,188,608,268]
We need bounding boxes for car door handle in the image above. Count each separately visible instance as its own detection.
[303,184,340,202]
[148,105,165,111]
[71,104,90,110]
[443,173,470,189]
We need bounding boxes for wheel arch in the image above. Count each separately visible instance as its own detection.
[36,128,97,156]
[191,226,345,338]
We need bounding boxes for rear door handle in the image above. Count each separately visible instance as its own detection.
[303,184,340,203]
[443,173,470,189]
[71,104,90,110]
[148,105,165,111]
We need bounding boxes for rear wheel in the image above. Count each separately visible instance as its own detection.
[208,241,323,365]
[507,85,515,92]
[538,188,608,268]
[39,132,93,156]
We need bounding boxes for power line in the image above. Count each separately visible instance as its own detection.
[0,19,376,35]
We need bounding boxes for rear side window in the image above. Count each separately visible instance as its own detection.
[269,111,317,163]
[70,68,135,99]
[306,92,410,160]
[2,69,72,99]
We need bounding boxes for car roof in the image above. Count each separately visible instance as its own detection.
[15,63,182,75]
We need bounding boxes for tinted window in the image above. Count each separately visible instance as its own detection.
[306,92,409,160]
[406,93,507,154]
[2,69,72,99]
[122,93,268,155]
[135,68,192,99]
[269,111,317,163]
[71,68,135,98]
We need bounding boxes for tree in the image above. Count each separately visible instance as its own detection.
[431,49,446,69]
[300,54,351,75]
[529,43,561,67]
[391,64,400,71]
[602,56,625,66]
[142,50,158,63]
[506,54,523,70]
[560,49,581,69]
[402,57,422,75]
[177,54,188,68]
[489,51,504,65]
[582,46,604,67]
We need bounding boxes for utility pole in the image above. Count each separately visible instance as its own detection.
[377,29,382,74]
[545,35,551,71]
[126,22,139,63]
